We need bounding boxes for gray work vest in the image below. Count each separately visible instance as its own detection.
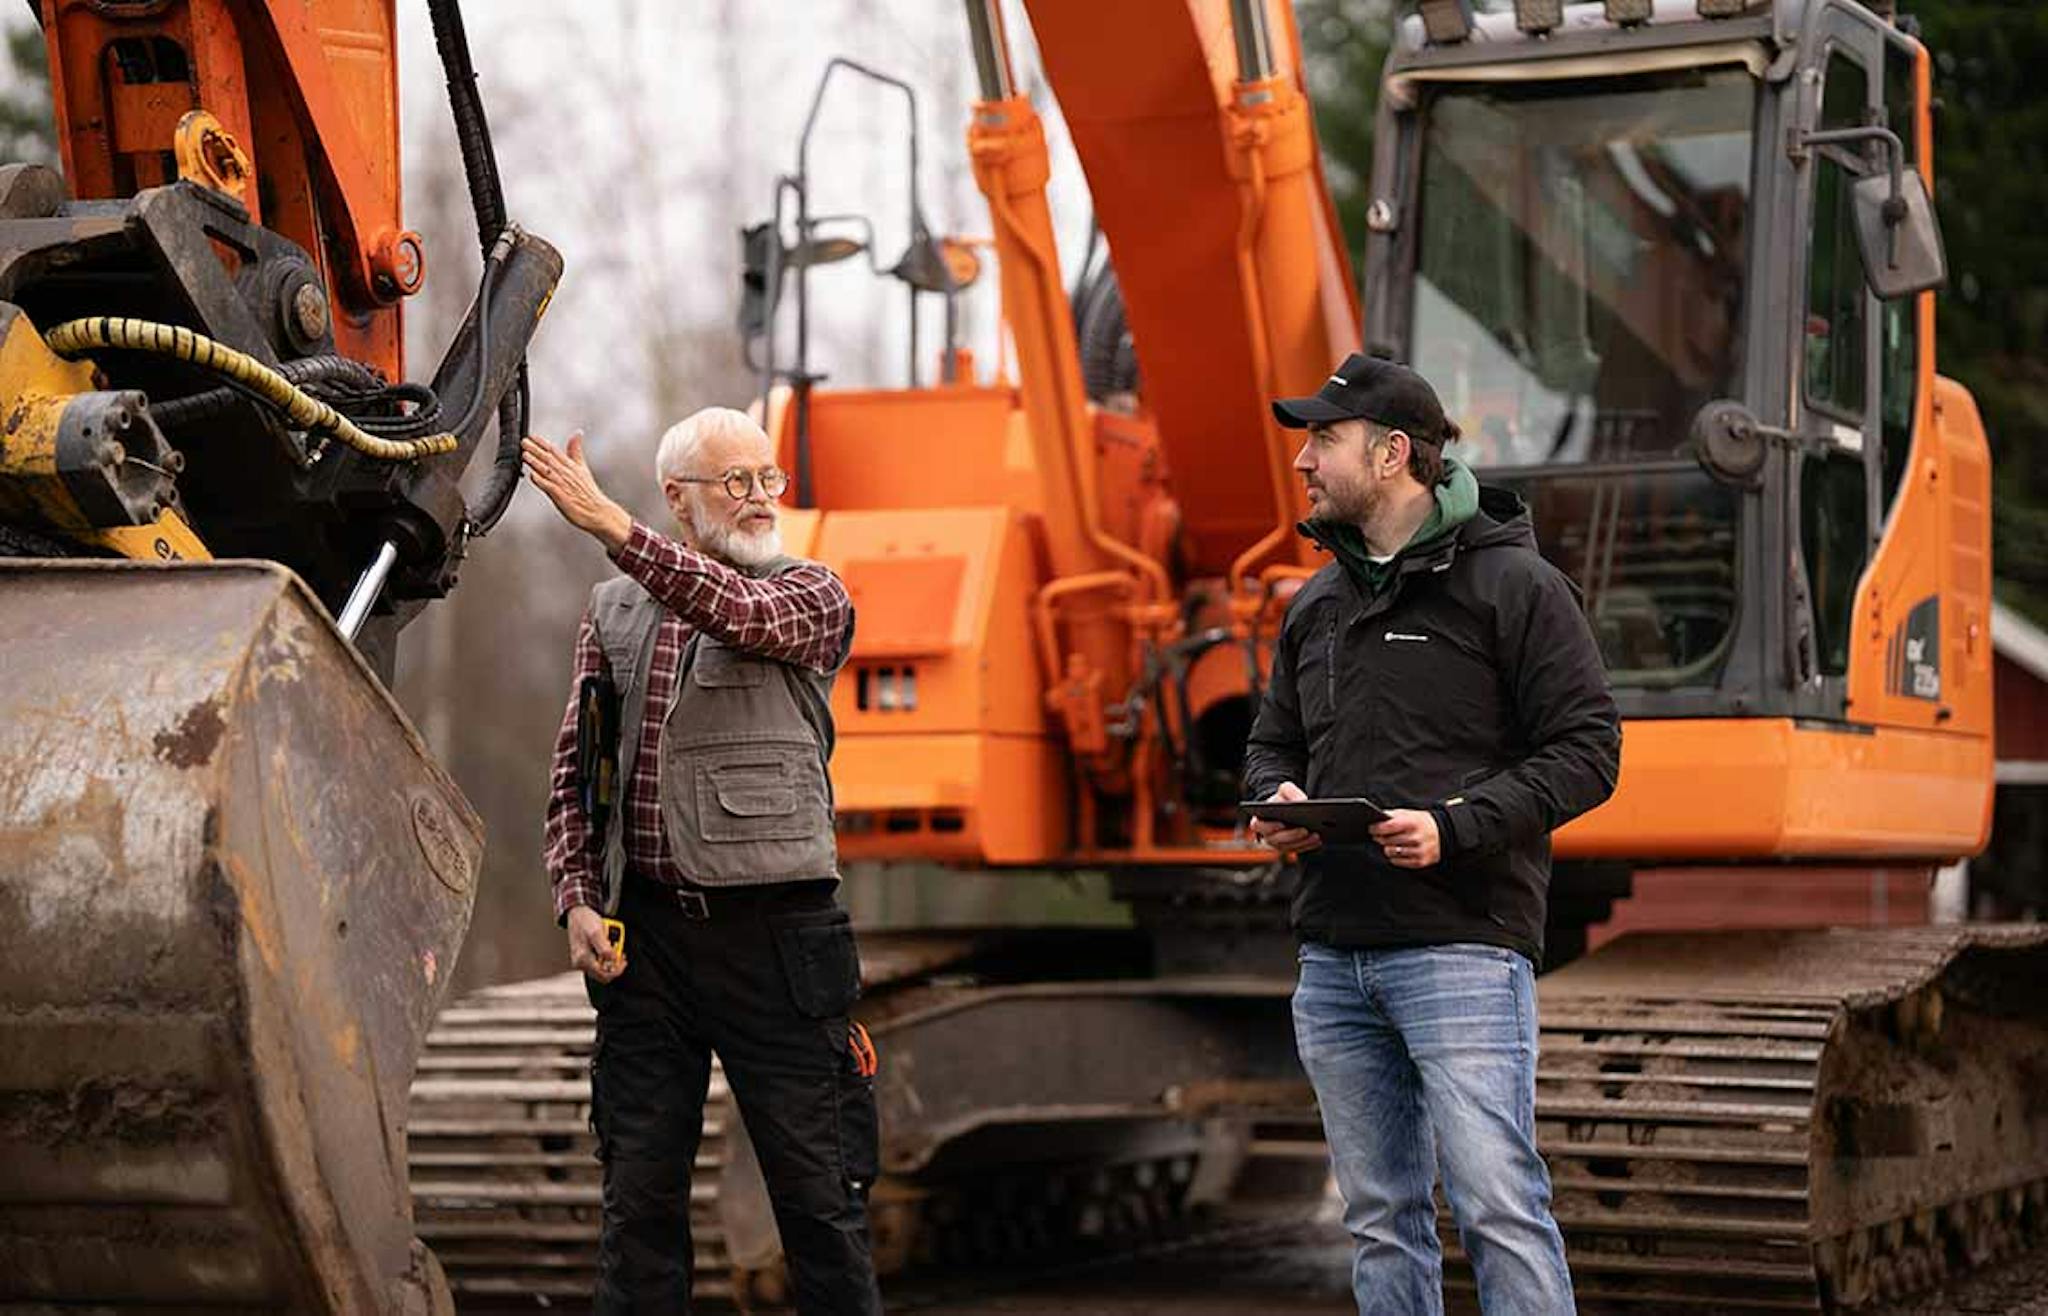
[587,555,844,912]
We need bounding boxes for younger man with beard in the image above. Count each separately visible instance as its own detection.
[1243,356,1620,1315]
[524,408,881,1314]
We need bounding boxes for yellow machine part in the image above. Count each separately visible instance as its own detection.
[0,303,209,560]
[0,561,478,1313]
[0,302,109,534]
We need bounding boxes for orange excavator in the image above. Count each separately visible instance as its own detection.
[0,0,556,1309]
[691,0,2039,1307]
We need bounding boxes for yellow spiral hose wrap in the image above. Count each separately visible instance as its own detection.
[43,317,460,462]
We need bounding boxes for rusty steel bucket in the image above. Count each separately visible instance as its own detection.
[0,561,480,1313]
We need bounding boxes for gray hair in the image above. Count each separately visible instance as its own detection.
[653,406,766,486]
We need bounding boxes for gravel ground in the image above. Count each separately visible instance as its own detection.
[1866,1243,2048,1316]
[893,1212,2048,1315]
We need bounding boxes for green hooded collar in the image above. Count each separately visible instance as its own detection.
[1298,458,1481,595]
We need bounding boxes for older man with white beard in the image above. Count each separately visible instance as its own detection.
[523,408,882,1315]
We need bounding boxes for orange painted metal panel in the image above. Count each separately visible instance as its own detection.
[815,506,1047,739]
[240,0,402,309]
[814,504,1066,864]
[843,557,967,659]
[1843,377,1995,738]
[778,506,822,559]
[107,82,193,154]
[38,0,407,377]
[832,733,1068,866]
[832,733,981,812]
[791,387,1045,518]
[1560,718,1992,861]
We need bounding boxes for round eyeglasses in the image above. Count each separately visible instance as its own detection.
[673,465,789,501]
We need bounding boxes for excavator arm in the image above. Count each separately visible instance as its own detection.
[0,3,554,1309]
[0,0,559,672]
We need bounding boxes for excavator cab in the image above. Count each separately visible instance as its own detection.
[1363,0,1991,866]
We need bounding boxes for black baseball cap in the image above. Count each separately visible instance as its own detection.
[1272,353,1452,444]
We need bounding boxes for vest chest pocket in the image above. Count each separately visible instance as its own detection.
[693,641,770,688]
[692,739,824,842]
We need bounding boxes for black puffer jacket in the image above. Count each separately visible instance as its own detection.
[1243,486,1621,964]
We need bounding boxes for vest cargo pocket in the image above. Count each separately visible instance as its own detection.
[769,907,862,1019]
[692,740,820,843]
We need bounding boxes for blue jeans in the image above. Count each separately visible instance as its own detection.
[1292,941,1574,1316]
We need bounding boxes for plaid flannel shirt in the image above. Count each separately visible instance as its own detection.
[542,521,852,921]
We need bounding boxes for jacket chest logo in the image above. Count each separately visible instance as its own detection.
[1384,630,1430,644]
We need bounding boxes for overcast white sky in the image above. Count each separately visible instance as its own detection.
[392,0,1095,478]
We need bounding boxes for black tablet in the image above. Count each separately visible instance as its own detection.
[1237,797,1391,846]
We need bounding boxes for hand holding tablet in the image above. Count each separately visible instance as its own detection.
[1239,794,1392,847]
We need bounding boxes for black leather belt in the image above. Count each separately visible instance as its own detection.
[623,873,832,922]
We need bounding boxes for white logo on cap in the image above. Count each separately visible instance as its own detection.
[1329,375,1347,385]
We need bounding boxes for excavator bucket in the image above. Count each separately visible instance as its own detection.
[0,561,481,1313]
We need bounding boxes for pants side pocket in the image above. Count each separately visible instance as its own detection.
[769,907,863,1019]
[836,1062,881,1196]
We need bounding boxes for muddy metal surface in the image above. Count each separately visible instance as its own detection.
[884,1207,2048,1314]
[0,563,481,1312]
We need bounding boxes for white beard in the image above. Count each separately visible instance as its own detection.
[696,516,783,568]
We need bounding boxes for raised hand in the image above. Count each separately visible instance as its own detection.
[522,430,634,552]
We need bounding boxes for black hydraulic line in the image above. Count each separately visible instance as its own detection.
[426,0,506,248]
[486,364,528,519]
[346,382,443,435]
[426,0,527,536]
[439,246,505,443]
[463,352,525,538]
[150,354,388,430]
[423,229,559,476]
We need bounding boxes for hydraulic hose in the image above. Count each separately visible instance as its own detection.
[427,0,526,535]
[149,354,395,430]
[45,318,458,461]
[427,0,506,248]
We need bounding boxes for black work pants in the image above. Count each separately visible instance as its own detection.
[587,875,883,1315]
